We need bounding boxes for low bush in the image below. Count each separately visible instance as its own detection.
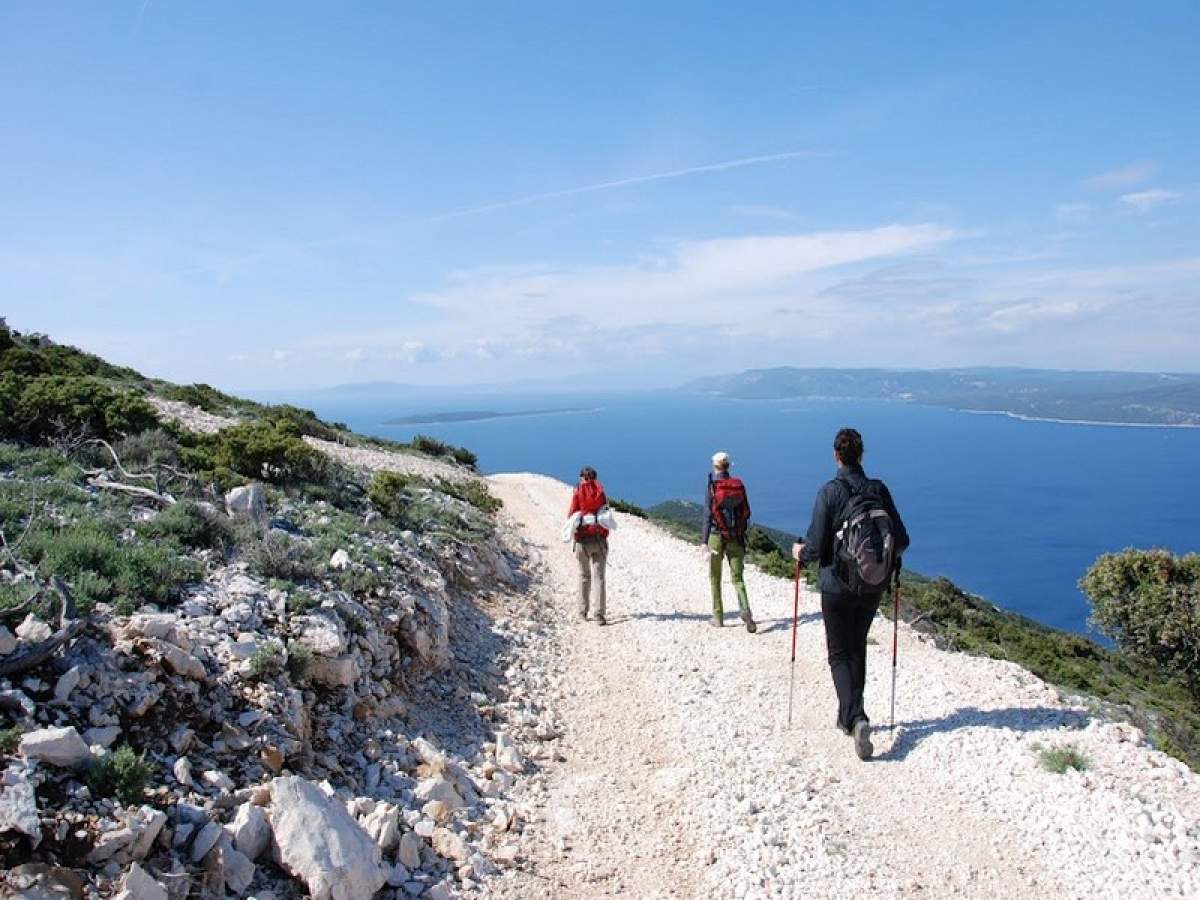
[451,446,478,469]
[113,428,183,472]
[436,478,502,514]
[181,420,329,488]
[161,383,240,414]
[88,745,152,803]
[243,532,323,583]
[261,405,347,443]
[1039,744,1089,774]
[0,727,19,754]
[609,498,647,518]
[249,643,284,679]
[286,641,313,679]
[411,434,451,457]
[367,471,410,523]
[138,500,232,552]
[1082,549,1200,698]
[0,374,158,444]
[24,521,201,610]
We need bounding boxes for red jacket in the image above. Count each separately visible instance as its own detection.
[569,481,609,540]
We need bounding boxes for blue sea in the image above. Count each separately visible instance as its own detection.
[273,390,1200,637]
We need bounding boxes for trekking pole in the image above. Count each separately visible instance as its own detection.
[890,559,901,730]
[787,559,801,727]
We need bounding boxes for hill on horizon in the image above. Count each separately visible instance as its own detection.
[685,365,1200,427]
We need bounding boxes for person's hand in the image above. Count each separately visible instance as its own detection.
[791,542,805,561]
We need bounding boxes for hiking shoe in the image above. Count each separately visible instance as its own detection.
[852,719,873,761]
[710,614,723,627]
[595,614,606,626]
[742,614,757,634]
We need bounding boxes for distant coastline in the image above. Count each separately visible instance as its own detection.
[956,407,1200,429]
[384,407,593,426]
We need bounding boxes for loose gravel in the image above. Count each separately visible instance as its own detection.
[484,473,1200,900]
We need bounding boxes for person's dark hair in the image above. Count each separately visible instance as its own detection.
[579,466,597,481]
[834,428,864,466]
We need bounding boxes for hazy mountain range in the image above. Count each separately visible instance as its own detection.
[684,367,1200,427]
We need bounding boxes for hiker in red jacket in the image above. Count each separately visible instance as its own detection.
[569,466,610,625]
[704,451,756,633]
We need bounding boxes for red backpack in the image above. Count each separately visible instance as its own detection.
[574,481,609,540]
[710,476,750,542]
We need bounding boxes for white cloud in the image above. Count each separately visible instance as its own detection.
[1084,160,1156,191]
[271,349,292,362]
[410,223,958,328]
[1119,188,1182,213]
[1054,202,1091,223]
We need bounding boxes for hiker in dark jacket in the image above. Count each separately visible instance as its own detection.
[703,451,756,633]
[792,428,909,760]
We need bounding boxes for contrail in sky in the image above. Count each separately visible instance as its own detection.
[182,149,820,276]
[422,150,822,223]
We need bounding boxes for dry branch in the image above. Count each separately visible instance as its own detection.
[0,620,86,679]
[86,476,176,506]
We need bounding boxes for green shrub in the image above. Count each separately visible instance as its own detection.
[286,641,313,679]
[436,478,502,514]
[609,498,647,518]
[0,374,158,444]
[1039,744,1089,774]
[0,348,51,377]
[161,383,240,414]
[138,501,232,551]
[261,405,346,442]
[1082,549,1200,697]
[411,434,451,457]
[25,521,201,609]
[451,446,478,469]
[113,428,182,472]
[244,532,322,583]
[88,745,152,803]
[367,471,411,523]
[0,727,19,754]
[181,420,329,488]
[249,643,284,678]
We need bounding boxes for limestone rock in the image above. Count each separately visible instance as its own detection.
[397,831,423,869]
[307,653,359,688]
[0,626,15,656]
[267,776,388,900]
[227,802,271,860]
[53,666,82,703]
[414,776,464,810]
[119,862,167,900]
[329,549,352,571]
[224,484,267,525]
[15,614,51,643]
[20,726,91,768]
[0,763,41,847]
[431,827,470,862]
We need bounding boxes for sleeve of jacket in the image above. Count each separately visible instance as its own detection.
[799,483,833,565]
[701,479,712,544]
[881,483,910,554]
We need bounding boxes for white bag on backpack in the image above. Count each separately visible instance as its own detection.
[561,511,582,543]
[596,506,618,531]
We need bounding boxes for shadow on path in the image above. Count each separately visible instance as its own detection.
[878,705,1090,762]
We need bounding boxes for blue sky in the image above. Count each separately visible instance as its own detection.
[3,2,1198,390]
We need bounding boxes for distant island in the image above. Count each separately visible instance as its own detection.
[685,366,1200,427]
[385,407,591,426]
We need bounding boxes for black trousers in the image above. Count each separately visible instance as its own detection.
[821,592,882,733]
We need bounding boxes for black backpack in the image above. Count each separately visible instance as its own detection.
[833,477,898,594]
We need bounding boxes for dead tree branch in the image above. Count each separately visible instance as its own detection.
[0,620,86,679]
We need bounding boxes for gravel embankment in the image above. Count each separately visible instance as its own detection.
[483,473,1200,900]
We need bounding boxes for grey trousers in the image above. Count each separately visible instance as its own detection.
[574,537,608,618]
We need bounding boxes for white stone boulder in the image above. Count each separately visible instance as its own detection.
[227,802,271,860]
[329,549,352,571]
[118,862,167,900]
[0,763,41,846]
[224,484,267,525]
[268,776,388,900]
[0,626,16,656]
[20,726,91,768]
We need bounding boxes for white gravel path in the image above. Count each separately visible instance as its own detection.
[485,473,1200,900]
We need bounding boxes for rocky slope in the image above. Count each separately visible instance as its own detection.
[0,394,559,900]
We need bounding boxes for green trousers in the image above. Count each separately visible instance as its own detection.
[708,533,752,619]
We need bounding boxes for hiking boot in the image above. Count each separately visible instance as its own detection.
[852,719,873,761]
[710,614,723,627]
[595,614,606,626]
[742,614,757,634]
